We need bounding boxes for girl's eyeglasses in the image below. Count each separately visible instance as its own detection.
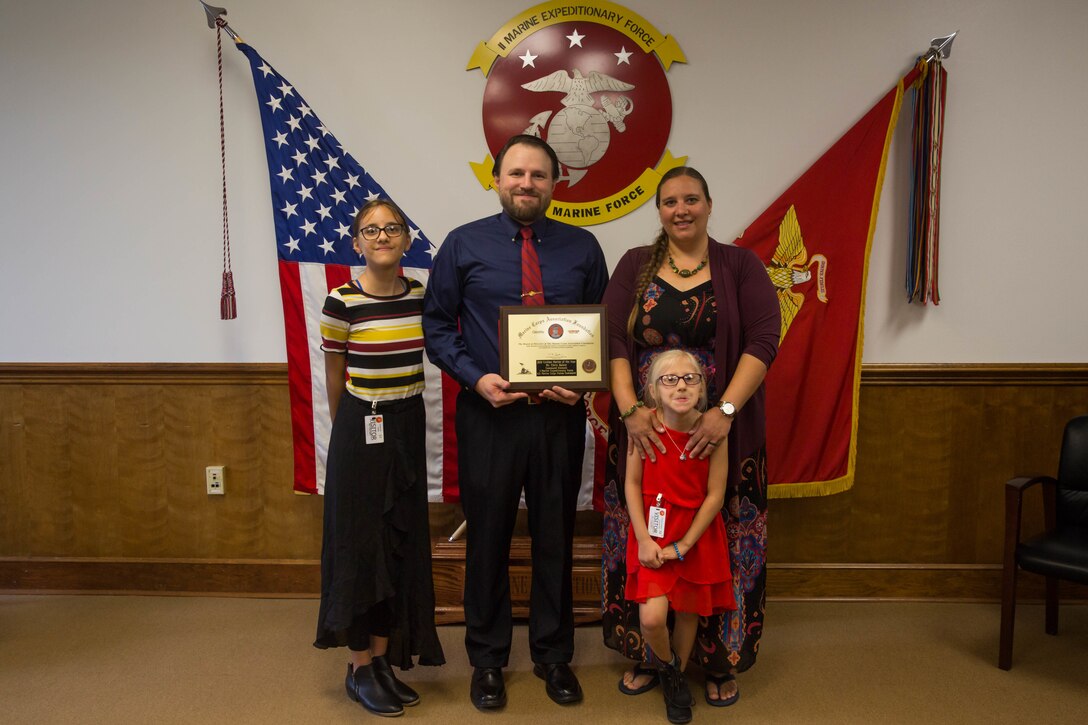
[657,373,703,387]
[357,223,405,240]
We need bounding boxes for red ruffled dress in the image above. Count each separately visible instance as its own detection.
[624,427,735,616]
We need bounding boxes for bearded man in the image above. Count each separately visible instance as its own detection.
[423,134,608,710]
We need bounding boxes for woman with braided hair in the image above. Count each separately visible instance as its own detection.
[600,167,779,708]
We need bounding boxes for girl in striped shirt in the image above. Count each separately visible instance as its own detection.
[313,199,444,717]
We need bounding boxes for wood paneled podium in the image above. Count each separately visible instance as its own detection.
[431,535,603,624]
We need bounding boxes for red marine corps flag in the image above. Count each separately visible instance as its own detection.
[738,65,925,497]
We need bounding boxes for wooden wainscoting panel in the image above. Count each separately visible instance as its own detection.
[855,384,958,563]
[767,367,1088,568]
[1,365,323,561]
[0,387,27,553]
[0,557,320,596]
[3,363,1087,602]
[21,386,77,554]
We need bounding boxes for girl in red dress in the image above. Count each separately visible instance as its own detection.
[624,349,734,724]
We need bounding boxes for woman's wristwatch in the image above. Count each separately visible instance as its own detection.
[717,400,736,417]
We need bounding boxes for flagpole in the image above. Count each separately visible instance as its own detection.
[900,31,958,88]
[448,521,468,543]
[200,1,239,41]
[922,31,958,63]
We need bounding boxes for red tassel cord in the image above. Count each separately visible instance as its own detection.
[215,18,237,319]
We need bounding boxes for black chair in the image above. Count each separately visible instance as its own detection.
[998,414,1088,670]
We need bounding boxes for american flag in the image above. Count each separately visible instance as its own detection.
[236,40,605,505]
[236,41,442,495]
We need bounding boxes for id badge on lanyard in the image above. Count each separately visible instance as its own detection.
[647,493,666,538]
[365,399,385,445]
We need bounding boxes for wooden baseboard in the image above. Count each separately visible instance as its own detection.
[5,538,1087,612]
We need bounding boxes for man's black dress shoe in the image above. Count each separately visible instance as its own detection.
[470,667,507,710]
[371,654,420,706]
[533,662,583,705]
[345,663,404,717]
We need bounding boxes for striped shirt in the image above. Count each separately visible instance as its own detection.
[320,276,425,402]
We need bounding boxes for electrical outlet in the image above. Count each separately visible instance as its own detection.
[205,465,225,495]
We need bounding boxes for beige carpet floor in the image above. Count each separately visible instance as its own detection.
[1,595,1085,724]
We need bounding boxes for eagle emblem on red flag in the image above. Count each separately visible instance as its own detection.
[767,206,829,343]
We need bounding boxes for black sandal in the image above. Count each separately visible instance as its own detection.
[617,663,660,695]
[704,671,739,707]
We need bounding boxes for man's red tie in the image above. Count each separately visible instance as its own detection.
[520,226,546,306]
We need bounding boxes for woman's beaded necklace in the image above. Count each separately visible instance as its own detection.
[667,254,708,278]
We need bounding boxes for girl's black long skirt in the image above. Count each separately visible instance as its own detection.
[314,392,445,669]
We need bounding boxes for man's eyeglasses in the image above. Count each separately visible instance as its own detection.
[357,224,405,240]
[657,373,704,387]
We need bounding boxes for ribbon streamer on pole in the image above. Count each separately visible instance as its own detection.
[203,2,240,319]
[907,31,956,305]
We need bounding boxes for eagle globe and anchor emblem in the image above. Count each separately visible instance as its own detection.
[467,1,688,225]
[520,68,635,189]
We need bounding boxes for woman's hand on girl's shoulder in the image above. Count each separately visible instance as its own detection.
[625,406,666,462]
[686,409,732,460]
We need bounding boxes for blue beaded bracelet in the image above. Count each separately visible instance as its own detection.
[672,542,684,561]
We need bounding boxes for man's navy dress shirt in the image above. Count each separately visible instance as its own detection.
[423,212,609,389]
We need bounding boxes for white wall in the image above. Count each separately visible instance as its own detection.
[1,0,1085,363]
